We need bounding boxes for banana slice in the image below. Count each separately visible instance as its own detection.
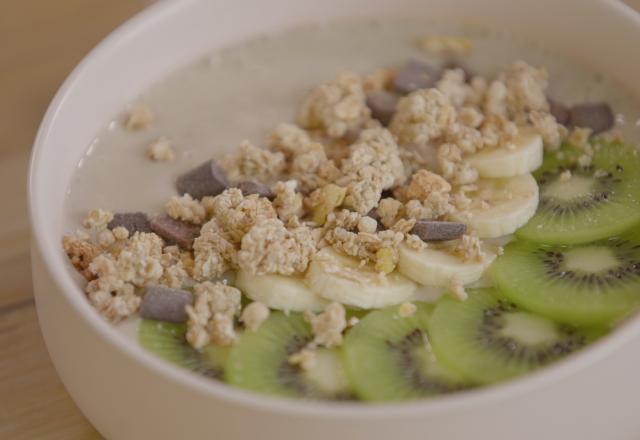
[398,244,497,288]
[451,173,539,238]
[467,127,543,178]
[306,248,417,309]
[236,270,328,312]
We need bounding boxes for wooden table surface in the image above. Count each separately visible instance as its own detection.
[0,2,148,438]
[2,1,640,439]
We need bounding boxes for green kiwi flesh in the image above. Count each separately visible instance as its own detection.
[138,319,228,378]
[491,236,640,326]
[225,312,352,400]
[428,288,591,384]
[517,140,640,244]
[343,303,471,401]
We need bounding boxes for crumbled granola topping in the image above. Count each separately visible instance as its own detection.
[437,69,473,108]
[320,209,404,264]
[501,61,549,121]
[166,194,207,224]
[207,188,277,242]
[339,127,406,214]
[405,169,451,202]
[437,143,479,185]
[185,281,241,349]
[208,313,237,347]
[449,278,468,301]
[405,233,428,251]
[305,302,347,348]
[238,219,316,276]
[288,347,317,370]
[62,234,102,280]
[529,111,567,151]
[97,229,116,248]
[289,143,340,193]
[569,127,593,150]
[241,301,270,332]
[398,302,417,318]
[452,233,484,262]
[220,140,286,183]
[83,208,113,231]
[83,232,165,321]
[403,170,454,220]
[268,123,313,158]
[272,180,304,223]
[124,103,154,131]
[297,71,371,139]
[559,169,572,183]
[192,219,234,280]
[377,198,404,228]
[390,88,456,145]
[357,216,378,234]
[363,67,396,93]
[191,189,277,280]
[146,138,176,162]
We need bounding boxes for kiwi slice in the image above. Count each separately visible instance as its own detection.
[428,288,591,384]
[139,319,228,378]
[225,312,353,400]
[491,236,640,326]
[343,303,471,401]
[517,140,640,244]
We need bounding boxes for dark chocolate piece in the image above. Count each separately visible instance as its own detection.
[366,91,399,126]
[176,160,229,199]
[237,180,274,199]
[150,215,201,250]
[140,285,192,323]
[393,59,439,95]
[107,212,152,234]
[411,220,467,242]
[548,98,570,126]
[569,102,614,134]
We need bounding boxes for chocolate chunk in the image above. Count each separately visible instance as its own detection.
[393,59,439,94]
[140,285,192,323]
[150,215,201,250]
[569,102,614,134]
[176,160,229,199]
[107,212,152,234]
[442,60,474,82]
[411,220,466,242]
[366,91,399,126]
[237,180,274,199]
[548,98,570,126]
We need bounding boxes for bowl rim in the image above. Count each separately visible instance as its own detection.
[28,0,640,418]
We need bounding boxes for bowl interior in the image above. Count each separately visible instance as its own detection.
[29,0,640,415]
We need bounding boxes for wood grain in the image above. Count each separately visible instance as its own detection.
[2,1,640,439]
[0,1,148,438]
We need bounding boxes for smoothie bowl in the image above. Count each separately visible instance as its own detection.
[28,0,640,438]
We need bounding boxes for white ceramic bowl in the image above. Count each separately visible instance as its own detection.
[29,0,640,438]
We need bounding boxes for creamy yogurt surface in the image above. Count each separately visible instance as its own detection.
[65,18,640,228]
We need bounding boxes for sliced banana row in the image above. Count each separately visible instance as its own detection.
[236,271,328,312]
[306,248,417,309]
[397,244,497,288]
[467,127,543,178]
[451,173,539,238]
